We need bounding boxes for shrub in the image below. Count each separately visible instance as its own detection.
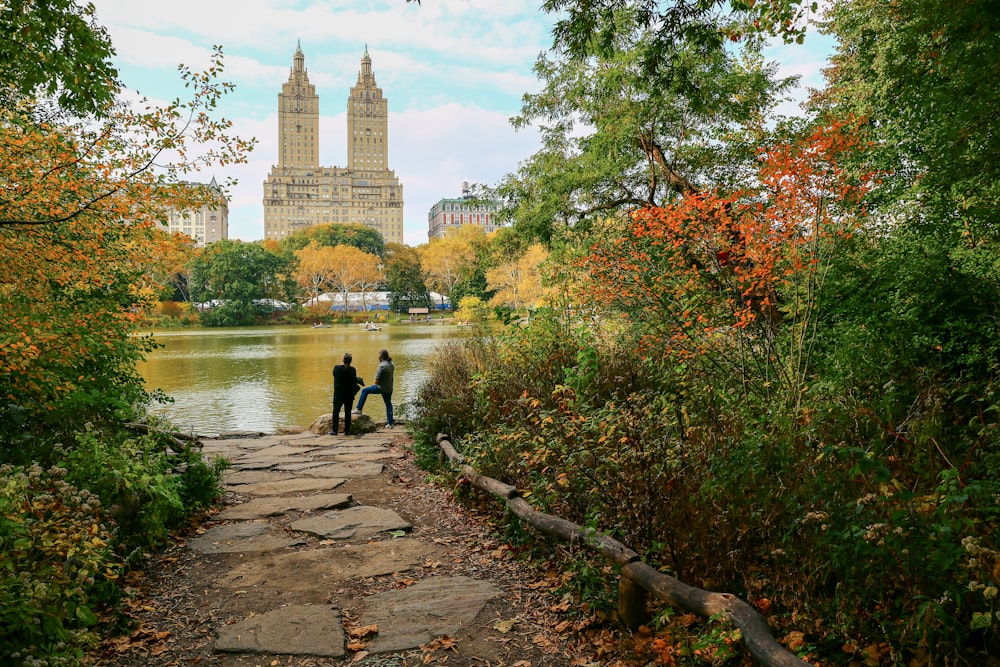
[0,464,121,666]
[58,428,224,552]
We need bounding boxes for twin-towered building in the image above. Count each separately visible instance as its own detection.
[262,44,404,244]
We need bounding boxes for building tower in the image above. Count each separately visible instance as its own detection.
[347,46,388,171]
[263,45,404,244]
[278,41,319,169]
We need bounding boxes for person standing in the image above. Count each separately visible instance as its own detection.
[354,349,394,427]
[331,352,362,435]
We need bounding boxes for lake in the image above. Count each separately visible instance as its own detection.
[138,322,461,435]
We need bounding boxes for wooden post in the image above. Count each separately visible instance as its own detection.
[618,573,646,631]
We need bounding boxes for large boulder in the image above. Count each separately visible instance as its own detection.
[308,413,376,435]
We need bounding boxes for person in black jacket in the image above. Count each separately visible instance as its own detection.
[331,352,362,435]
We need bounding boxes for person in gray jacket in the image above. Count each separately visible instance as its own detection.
[354,349,395,427]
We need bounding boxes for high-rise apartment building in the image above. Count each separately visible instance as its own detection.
[263,44,404,244]
[162,177,229,246]
[427,182,501,239]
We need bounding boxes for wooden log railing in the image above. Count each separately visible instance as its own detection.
[435,433,810,667]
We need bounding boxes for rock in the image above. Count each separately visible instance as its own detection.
[188,521,306,554]
[308,413,377,435]
[214,493,353,521]
[359,576,501,653]
[217,538,447,588]
[298,461,384,478]
[290,505,411,540]
[224,470,296,487]
[215,605,344,657]
[233,476,347,497]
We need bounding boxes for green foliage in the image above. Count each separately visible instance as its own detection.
[494,4,793,245]
[0,464,121,665]
[412,301,1000,661]
[189,240,292,326]
[821,0,1000,239]
[58,428,222,551]
[281,223,385,257]
[0,0,120,116]
[406,339,495,469]
[384,243,430,312]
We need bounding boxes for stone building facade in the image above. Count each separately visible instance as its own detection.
[263,44,404,244]
[162,176,229,246]
[427,182,501,240]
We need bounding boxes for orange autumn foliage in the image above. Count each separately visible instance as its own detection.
[580,120,871,395]
[0,51,252,447]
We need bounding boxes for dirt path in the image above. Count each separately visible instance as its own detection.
[96,426,598,667]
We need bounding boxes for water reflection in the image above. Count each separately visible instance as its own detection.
[139,323,460,435]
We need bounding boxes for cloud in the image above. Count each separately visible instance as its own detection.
[90,0,835,246]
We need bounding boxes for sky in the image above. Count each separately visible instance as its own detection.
[88,0,836,246]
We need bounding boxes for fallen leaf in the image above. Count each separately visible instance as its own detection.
[493,619,516,633]
[351,650,369,663]
[349,624,379,639]
[783,631,806,652]
[679,613,698,628]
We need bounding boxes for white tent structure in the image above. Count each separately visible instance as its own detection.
[304,291,451,311]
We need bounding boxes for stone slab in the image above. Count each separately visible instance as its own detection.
[234,477,347,497]
[311,445,388,457]
[274,460,339,472]
[290,506,411,540]
[224,470,295,487]
[214,493,353,521]
[229,460,280,471]
[298,461,384,478]
[216,434,282,449]
[360,576,500,653]
[188,521,305,554]
[215,605,344,657]
[232,444,323,461]
[218,538,447,589]
[232,477,347,496]
[320,450,405,462]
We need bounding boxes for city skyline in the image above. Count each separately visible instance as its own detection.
[89,0,835,246]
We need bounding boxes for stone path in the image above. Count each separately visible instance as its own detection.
[133,422,576,667]
[191,426,497,660]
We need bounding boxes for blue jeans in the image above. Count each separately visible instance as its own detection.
[356,385,393,425]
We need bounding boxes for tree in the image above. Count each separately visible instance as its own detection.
[494,8,792,245]
[282,223,385,257]
[820,0,1000,240]
[454,295,491,323]
[293,240,339,306]
[420,225,485,308]
[326,244,382,313]
[144,229,199,302]
[581,120,870,401]
[384,243,429,312]
[0,53,252,446]
[189,240,290,326]
[1,0,120,116]
[486,244,549,316]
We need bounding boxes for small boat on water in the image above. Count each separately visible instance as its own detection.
[362,322,381,331]
[312,323,331,329]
